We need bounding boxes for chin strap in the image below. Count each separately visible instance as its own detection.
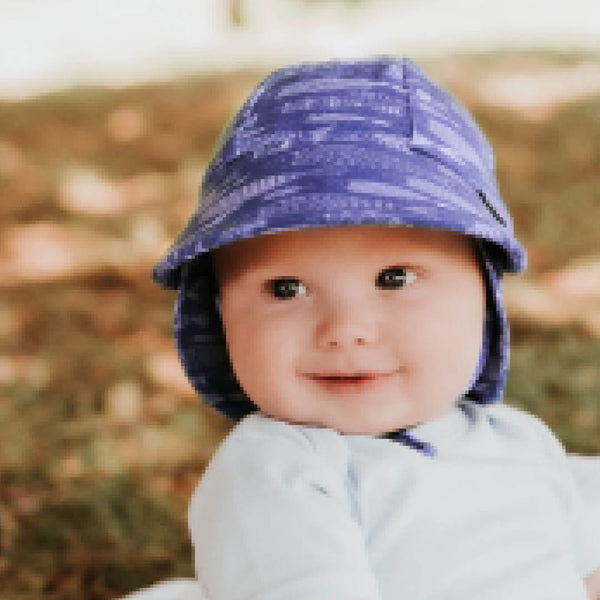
[381,429,437,457]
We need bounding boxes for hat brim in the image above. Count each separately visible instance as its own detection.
[153,150,526,290]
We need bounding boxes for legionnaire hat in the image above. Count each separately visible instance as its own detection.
[153,56,527,426]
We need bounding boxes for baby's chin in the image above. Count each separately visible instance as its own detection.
[269,410,428,436]
[254,385,453,435]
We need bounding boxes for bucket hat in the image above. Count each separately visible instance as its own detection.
[153,56,526,454]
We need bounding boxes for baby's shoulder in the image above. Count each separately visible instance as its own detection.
[211,412,350,471]
[194,414,355,515]
[481,402,566,460]
[233,412,345,447]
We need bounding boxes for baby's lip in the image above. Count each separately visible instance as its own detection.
[308,371,395,380]
[305,371,397,393]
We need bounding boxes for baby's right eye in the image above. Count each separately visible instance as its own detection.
[376,266,417,289]
[267,278,308,299]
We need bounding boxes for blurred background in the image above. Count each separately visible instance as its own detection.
[1,0,600,597]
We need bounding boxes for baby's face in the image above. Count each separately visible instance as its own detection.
[213,226,485,435]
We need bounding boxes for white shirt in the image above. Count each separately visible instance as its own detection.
[189,400,600,599]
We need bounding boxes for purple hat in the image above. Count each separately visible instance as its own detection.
[153,56,526,447]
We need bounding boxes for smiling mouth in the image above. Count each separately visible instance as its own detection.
[309,372,394,391]
[316,374,378,382]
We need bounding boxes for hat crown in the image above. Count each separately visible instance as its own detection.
[206,58,496,193]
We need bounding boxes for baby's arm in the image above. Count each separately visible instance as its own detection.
[585,565,600,599]
[189,414,381,600]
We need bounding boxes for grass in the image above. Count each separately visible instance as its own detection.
[1,475,194,599]
[507,323,600,454]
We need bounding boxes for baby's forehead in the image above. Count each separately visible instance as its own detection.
[213,225,478,272]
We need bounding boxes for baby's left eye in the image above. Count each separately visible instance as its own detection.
[267,277,308,299]
[376,267,417,289]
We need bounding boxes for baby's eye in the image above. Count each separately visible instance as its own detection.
[376,267,417,289]
[267,277,308,299]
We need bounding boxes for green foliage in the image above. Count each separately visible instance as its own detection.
[506,325,600,454]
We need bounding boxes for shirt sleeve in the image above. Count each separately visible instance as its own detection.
[188,413,381,600]
[520,409,600,578]
[560,452,600,578]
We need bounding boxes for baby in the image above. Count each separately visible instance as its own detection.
[153,57,600,599]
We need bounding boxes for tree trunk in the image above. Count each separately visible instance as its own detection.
[230,0,244,27]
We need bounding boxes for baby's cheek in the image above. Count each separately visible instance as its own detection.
[439,324,484,396]
[402,312,477,378]
[237,320,292,375]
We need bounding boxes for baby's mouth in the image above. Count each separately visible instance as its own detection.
[309,372,394,392]
[316,374,377,382]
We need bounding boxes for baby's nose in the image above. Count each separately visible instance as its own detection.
[315,302,378,349]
